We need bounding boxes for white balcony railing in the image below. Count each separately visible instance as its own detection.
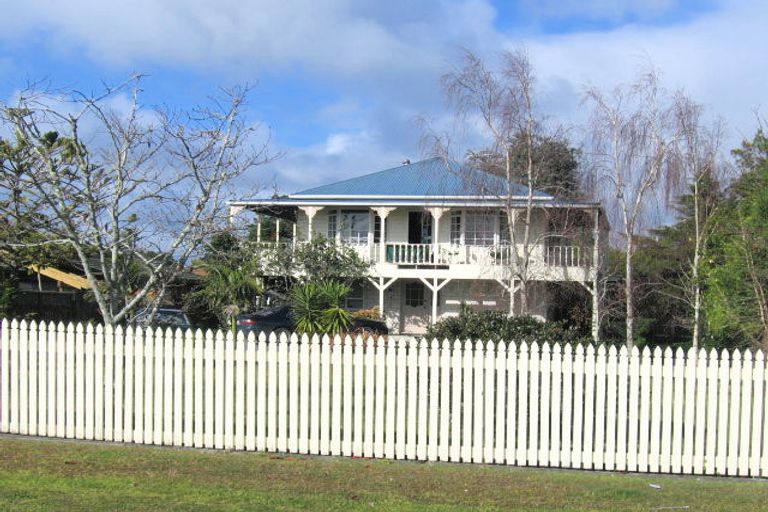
[253,241,590,268]
[544,245,588,267]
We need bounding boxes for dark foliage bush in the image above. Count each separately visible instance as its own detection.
[425,306,591,346]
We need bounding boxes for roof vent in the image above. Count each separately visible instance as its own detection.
[402,159,411,165]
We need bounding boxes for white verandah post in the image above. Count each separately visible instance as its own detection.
[299,207,323,242]
[373,207,395,265]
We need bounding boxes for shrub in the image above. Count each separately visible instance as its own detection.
[354,306,381,320]
[290,280,353,335]
[426,305,591,346]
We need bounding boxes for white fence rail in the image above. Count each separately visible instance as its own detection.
[1,318,767,477]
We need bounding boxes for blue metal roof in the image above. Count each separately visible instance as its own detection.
[291,157,551,198]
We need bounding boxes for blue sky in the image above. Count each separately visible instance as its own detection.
[0,0,764,195]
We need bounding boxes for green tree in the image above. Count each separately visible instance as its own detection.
[703,130,768,350]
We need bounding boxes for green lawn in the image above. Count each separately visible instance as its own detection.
[1,436,767,511]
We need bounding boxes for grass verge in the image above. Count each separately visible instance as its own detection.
[0,436,767,511]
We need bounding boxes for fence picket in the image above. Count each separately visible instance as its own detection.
[494,341,507,464]
[615,346,629,472]
[528,342,540,467]
[204,329,215,448]
[235,331,247,451]
[483,341,496,464]
[561,343,572,468]
[194,329,204,448]
[320,335,331,455]
[727,350,742,476]
[224,331,235,450]
[298,334,310,454]
[122,326,133,444]
[246,334,257,451]
[429,339,440,462]
[385,337,397,459]
[113,326,124,443]
[46,322,56,437]
[583,345,596,470]
[696,349,711,475]
[288,333,299,454]
[463,339,474,463]
[0,319,9,433]
[571,344,584,469]
[133,327,144,444]
[550,343,562,467]
[505,341,517,465]
[266,333,278,452]
[183,329,194,447]
[627,347,640,473]
[738,350,753,476]
[517,342,529,466]
[277,332,289,453]
[367,337,378,458]
[375,337,386,458]
[451,340,463,462]
[355,336,365,457]
[28,321,38,437]
[19,320,29,436]
[473,340,484,464]
[705,348,719,475]
[749,350,763,477]
[75,322,85,439]
[308,335,319,454]
[638,347,652,473]
[38,321,48,437]
[343,335,354,456]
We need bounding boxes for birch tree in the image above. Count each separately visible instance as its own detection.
[584,68,677,347]
[669,93,724,348]
[0,78,275,324]
[438,48,580,315]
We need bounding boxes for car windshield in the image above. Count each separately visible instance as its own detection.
[137,311,188,326]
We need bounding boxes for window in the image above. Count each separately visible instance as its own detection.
[405,282,425,307]
[327,210,337,239]
[373,215,381,243]
[340,210,369,245]
[450,210,462,244]
[464,211,496,246]
[345,284,364,310]
[499,211,510,243]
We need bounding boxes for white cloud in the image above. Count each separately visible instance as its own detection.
[1,0,766,193]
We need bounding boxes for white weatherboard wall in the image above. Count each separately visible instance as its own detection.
[2,318,768,477]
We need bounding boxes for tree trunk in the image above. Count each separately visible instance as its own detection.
[625,237,634,348]
[691,179,701,349]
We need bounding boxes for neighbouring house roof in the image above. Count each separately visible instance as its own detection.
[291,157,550,199]
[27,265,92,290]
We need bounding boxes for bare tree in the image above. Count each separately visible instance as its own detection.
[667,93,726,348]
[0,77,275,324]
[584,68,678,347]
[435,48,586,316]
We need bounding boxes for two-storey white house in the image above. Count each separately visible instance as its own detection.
[229,158,606,337]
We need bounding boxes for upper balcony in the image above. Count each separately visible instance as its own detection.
[253,240,595,282]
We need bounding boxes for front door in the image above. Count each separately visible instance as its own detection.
[401,281,430,334]
[408,211,432,244]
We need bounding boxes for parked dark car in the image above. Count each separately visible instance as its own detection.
[236,305,388,337]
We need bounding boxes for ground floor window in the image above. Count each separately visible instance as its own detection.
[344,283,365,310]
[404,282,426,307]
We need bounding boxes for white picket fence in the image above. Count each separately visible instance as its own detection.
[1,318,767,477]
